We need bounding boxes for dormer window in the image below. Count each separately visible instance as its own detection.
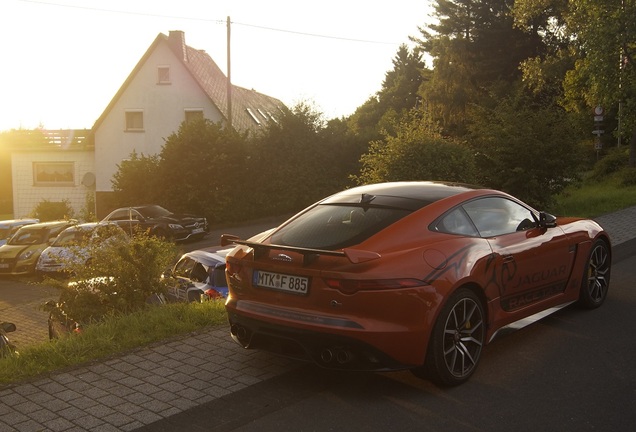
[157,66,170,84]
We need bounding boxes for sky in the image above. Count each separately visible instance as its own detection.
[0,0,434,132]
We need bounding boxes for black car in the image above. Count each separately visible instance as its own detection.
[101,205,208,242]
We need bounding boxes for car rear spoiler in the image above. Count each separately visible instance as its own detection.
[220,234,380,265]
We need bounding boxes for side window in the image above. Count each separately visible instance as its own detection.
[174,257,195,278]
[191,262,209,283]
[130,210,143,221]
[108,209,129,221]
[434,207,479,236]
[463,197,536,237]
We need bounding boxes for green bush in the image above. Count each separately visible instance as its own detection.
[46,231,179,324]
[31,199,74,221]
[619,167,636,186]
[591,148,629,180]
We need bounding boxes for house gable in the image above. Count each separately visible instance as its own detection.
[92,30,286,217]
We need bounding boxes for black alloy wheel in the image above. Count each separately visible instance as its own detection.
[578,239,611,309]
[417,288,485,386]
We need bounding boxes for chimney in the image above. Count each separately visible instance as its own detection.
[168,30,187,62]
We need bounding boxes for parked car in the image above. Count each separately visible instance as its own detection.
[101,205,208,242]
[0,219,39,247]
[36,222,126,277]
[162,248,231,303]
[0,220,77,275]
[221,181,611,386]
[0,321,17,357]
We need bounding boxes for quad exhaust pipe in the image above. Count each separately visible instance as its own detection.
[320,347,354,365]
[230,324,250,346]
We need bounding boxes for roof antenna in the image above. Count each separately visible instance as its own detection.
[360,193,375,204]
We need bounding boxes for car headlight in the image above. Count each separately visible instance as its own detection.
[168,224,184,230]
[18,250,35,261]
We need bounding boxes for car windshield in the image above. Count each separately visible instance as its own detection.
[270,204,412,250]
[8,229,46,245]
[137,205,171,218]
[52,228,90,247]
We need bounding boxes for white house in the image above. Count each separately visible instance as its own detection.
[10,30,285,219]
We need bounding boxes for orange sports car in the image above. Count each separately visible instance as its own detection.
[221,182,611,385]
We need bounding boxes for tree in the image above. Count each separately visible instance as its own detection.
[248,102,340,216]
[562,0,636,167]
[348,45,427,142]
[111,151,161,207]
[157,118,248,222]
[354,111,477,185]
[414,0,547,136]
[467,90,583,208]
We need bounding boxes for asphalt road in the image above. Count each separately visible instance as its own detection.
[138,252,636,432]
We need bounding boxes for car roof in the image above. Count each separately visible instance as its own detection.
[182,249,228,267]
[321,181,478,209]
[17,220,75,231]
[0,218,39,227]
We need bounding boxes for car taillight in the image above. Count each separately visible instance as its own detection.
[204,289,222,300]
[226,260,241,276]
[324,278,426,295]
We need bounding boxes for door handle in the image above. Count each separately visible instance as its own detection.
[502,254,514,263]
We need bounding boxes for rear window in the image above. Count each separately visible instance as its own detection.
[270,204,411,250]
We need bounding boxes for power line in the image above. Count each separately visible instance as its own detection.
[15,0,401,45]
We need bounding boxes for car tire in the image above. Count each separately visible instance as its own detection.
[578,239,611,309]
[417,288,485,386]
[154,228,173,241]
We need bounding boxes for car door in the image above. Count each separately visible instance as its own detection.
[464,197,575,312]
[106,209,136,235]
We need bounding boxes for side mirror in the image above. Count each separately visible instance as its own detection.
[221,234,240,247]
[538,212,557,229]
[1,322,16,333]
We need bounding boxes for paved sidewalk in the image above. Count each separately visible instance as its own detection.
[0,206,634,432]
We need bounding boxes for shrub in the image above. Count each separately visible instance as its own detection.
[46,231,179,324]
[591,148,629,180]
[31,199,74,221]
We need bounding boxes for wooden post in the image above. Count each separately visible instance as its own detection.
[226,16,232,129]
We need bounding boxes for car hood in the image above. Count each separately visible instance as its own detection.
[150,213,204,223]
[0,244,43,259]
[39,246,86,261]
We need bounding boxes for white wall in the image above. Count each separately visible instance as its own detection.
[11,150,95,219]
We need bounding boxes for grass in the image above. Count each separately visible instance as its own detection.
[551,176,636,218]
[0,300,227,386]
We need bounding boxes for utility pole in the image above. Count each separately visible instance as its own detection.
[226,16,232,129]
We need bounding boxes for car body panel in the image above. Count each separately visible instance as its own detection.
[0,220,77,275]
[222,182,611,374]
[0,219,40,247]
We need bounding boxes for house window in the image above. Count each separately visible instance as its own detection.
[33,162,74,186]
[157,66,170,84]
[185,110,204,123]
[125,111,144,131]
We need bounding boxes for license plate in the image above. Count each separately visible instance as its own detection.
[191,228,204,234]
[0,263,8,269]
[253,270,309,295]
